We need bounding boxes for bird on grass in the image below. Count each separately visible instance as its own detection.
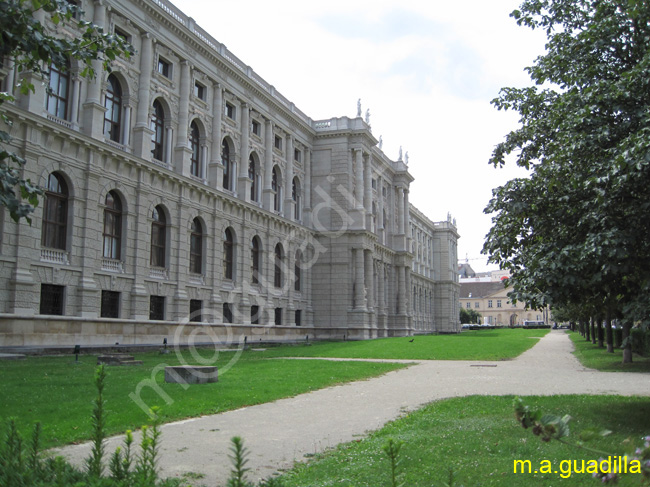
[409,339,414,343]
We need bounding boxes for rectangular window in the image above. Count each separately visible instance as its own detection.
[193,81,206,101]
[225,102,236,120]
[274,307,282,326]
[372,178,377,189]
[101,291,120,318]
[274,135,282,150]
[190,299,202,322]
[40,284,65,315]
[157,57,171,78]
[46,63,69,120]
[251,120,261,136]
[294,148,301,162]
[295,310,302,327]
[223,303,233,323]
[251,305,260,325]
[475,302,479,309]
[114,27,131,43]
[488,300,493,308]
[149,295,165,320]
[497,300,502,308]
[466,302,471,309]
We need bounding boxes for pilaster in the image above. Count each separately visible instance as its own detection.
[175,60,192,176]
[133,33,154,160]
[237,103,250,199]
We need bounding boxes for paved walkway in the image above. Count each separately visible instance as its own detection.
[54,331,650,486]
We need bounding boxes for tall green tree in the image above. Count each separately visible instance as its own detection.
[483,0,650,362]
[0,0,132,222]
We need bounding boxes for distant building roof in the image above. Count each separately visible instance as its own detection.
[460,281,506,299]
[458,263,476,278]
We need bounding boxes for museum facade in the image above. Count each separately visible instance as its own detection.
[0,0,459,347]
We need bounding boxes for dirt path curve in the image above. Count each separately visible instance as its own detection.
[53,330,650,486]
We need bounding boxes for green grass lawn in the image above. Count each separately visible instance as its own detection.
[567,331,650,373]
[256,328,550,361]
[0,351,407,449]
[276,395,650,487]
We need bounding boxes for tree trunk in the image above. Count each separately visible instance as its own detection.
[591,317,597,344]
[622,321,633,364]
[584,320,590,341]
[605,315,614,353]
[597,317,604,348]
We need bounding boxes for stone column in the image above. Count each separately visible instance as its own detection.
[4,58,15,95]
[354,248,366,311]
[354,149,364,209]
[363,154,372,227]
[304,149,312,226]
[237,103,250,199]
[364,250,374,312]
[404,188,411,246]
[209,84,223,188]
[285,135,294,218]
[133,33,154,159]
[376,262,383,312]
[262,119,274,211]
[77,166,100,318]
[397,187,405,235]
[173,193,188,320]
[397,265,406,315]
[175,60,192,175]
[70,75,81,129]
[165,126,173,165]
[81,0,106,138]
[377,177,384,242]
[122,105,132,147]
[209,197,223,323]
[130,167,149,320]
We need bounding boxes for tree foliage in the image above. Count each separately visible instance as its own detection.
[483,0,650,325]
[0,0,133,222]
[460,306,481,324]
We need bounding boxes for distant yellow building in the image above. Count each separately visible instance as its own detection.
[459,278,548,326]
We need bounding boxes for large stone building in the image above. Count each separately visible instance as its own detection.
[0,0,459,347]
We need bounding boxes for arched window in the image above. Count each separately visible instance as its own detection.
[103,191,122,259]
[248,155,258,202]
[46,62,70,120]
[222,140,231,190]
[41,173,68,250]
[274,243,283,288]
[292,177,301,220]
[151,100,165,161]
[190,218,203,274]
[190,121,200,177]
[272,166,281,212]
[251,236,261,284]
[294,250,302,292]
[104,75,122,142]
[150,206,166,267]
[224,228,234,280]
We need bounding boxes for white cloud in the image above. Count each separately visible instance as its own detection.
[180,0,546,272]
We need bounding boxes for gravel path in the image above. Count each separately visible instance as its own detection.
[53,330,650,486]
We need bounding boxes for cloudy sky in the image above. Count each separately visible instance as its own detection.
[180,0,548,272]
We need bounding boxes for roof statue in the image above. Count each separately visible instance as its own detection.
[365,108,370,124]
[378,135,383,150]
[357,98,361,117]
